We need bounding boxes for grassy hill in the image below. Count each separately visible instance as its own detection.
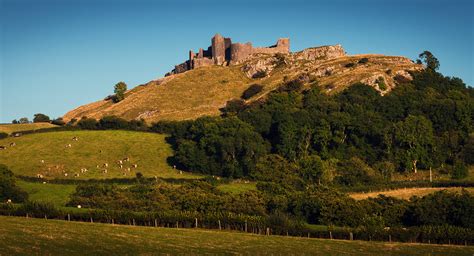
[0,130,200,180]
[0,122,58,134]
[0,216,471,255]
[63,52,422,123]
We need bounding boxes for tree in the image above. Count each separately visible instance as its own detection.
[11,119,18,124]
[33,113,50,123]
[18,117,29,124]
[113,81,127,102]
[0,164,28,202]
[392,115,435,173]
[417,51,440,71]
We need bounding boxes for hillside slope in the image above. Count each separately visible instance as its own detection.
[63,46,422,123]
[0,216,471,255]
[0,130,199,180]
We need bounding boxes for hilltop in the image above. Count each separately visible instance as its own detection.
[63,34,422,123]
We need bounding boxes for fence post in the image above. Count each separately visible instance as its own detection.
[176,221,179,228]
[266,227,270,236]
[195,218,198,228]
[26,213,28,218]
[112,219,114,225]
[90,217,93,223]
[389,235,391,243]
[245,221,248,232]
[154,219,158,227]
[68,214,70,221]
[307,233,310,238]
[218,220,221,230]
[44,215,47,220]
[132,219,136,226]
[329,231,333,240]
[350,232,353,241]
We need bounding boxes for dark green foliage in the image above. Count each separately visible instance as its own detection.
[451,161,468,179]
[417,51,440,71]
[241,84,264,100]
[98,116,129,129]
[19,117,29,124]
[220,99,246,116]
[358,58,369,64]
[77,117,98,130]
[335,157,381,186]
[51,118,66,126]
[173,117,270,178]
[344,62,355,68]
[33,113,50,123]
[0,132,8,139]
[0,164,28,203]
[113,81,127,102]
[252,70,267,79]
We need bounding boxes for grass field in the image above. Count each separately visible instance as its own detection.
[0,122,57,134]
[16,180,77,207]
[0,130,200,180]
[0,216,471,255]
[349,187,474,200]
[217,181,256,194]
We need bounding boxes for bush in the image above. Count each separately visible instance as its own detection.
[51,118,66,126]
[345,62,355,68]
[0,164,28,203]
[252,70,267,79]
[99,116,129,130]
[278,79,304,92]
[33,113,50,123]
[451,161,468,179]
[220,99,246,115]
[358,58,369,64]
[241,84,264,100]
[376,76,387,91]
[0,132,8,140]
[77,117,98,130]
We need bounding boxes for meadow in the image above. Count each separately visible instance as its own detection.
[0,122,57,134]
[0,130,200,180]
[0,216,472,255]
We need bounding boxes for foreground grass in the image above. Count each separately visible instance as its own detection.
[0,122,57,134]
[349,187,474,200]
[0,216,471,255]
[0,130,200,180]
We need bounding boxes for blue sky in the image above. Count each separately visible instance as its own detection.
[1,0,473,123]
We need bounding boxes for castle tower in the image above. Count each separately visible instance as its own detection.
[212,33,226,65]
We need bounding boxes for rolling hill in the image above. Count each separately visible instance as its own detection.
[0,130,200,180]
[0,122,58,134]
[63,45,423,123]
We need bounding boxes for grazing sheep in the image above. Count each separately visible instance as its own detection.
[42,181,47,184]
[7,199,12,204]
[119,164,123,169]
[9,142,16,147]
[72,137,78,141]
[77,205,82,209]
[103,169,108,174]
[126,167,131,172]
[131,164,138,168]
[65,144,72,148]
[0,146,6,150]
[179,170,183,175]
[123,157,130,162]
[36,174,44,179]
[173,165,177,169]
[40,160,45,164]
[74,173,80,177]
[118,160,123,165]
[80,168,88,173]
[103,163,108,168]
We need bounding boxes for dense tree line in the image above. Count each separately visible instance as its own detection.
[0,164,28,203]
[66,181,474,229]
[153,69,472,184]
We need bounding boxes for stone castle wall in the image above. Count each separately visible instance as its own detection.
[167,34,290,75]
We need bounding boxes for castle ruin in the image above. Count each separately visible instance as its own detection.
[167,33,290,75]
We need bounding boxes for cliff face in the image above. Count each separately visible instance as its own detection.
[63,41,423,123]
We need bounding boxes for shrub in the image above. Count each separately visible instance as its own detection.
[0,132,8,140]
[376,76,387,91]
[99,116,129,130]
[358,58,369,64]
[278,79,304,92]
[0,164,28,203]
[345,62,355,68]
[252,70,267,79]
[77,117,98,130]
[33,113,50,123]
[51,118,66,126]
[220,99,246,115]
[451,161,468,179]
[241,84,264,100]
[113,81,127,103]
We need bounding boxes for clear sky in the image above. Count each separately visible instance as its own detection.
[1,0,473,123]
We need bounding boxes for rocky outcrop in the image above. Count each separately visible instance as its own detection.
[293,45,345,61]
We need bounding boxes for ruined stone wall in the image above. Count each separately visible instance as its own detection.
[192,57,214,69]
[212,34,226,65]
[230,42,253,64]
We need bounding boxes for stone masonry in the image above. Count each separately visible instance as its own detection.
[167,33,290,75]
